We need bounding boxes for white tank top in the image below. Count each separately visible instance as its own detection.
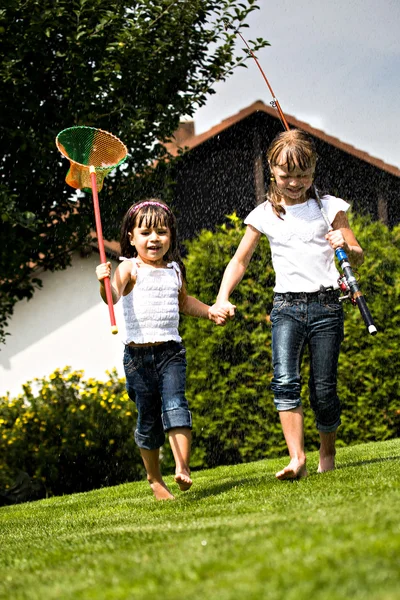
[120,258,182,344]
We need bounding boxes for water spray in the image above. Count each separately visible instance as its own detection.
[229,24,377,335]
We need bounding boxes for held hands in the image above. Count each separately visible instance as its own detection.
[96,262,112,282]
[208,301,236,326]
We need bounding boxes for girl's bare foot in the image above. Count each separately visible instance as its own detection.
[174,471,192,491]
[276,459,308,480]
[148,478,175,500]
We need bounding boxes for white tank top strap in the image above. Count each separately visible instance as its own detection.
[167,261,182,290]
[119,256,138,276]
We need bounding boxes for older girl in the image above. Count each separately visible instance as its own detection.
[214,129,363,479]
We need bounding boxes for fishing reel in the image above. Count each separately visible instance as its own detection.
[337,274,358,305]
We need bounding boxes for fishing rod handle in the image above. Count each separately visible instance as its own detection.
[335,248,377,335]
[354,295,378,336]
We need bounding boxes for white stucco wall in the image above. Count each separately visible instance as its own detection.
[0,252,125,398]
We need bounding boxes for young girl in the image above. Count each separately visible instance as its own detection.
[213,129,364,479]
[96,199,227,500]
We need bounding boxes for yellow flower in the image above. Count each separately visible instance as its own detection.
[79,404,87,411]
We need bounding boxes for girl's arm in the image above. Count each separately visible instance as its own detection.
[96,260,133,304]
[327,211,364,267]
[179,286,228,325]
[215,225,261,316]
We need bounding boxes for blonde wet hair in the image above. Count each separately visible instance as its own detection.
[266,129,317,218]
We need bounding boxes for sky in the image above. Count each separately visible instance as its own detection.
[193,0,400,168]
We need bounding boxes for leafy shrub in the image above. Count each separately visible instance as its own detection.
[178,214,400,469]
[0,368,143,495]
[1,215,399,492]
[337,218,400,445]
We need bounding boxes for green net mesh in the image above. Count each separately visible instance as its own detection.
[56,126,128,192]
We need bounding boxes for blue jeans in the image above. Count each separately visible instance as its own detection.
[270,292,344,432]
[123,341,192,450]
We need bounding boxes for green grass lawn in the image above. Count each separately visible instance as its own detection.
[1,439,399,600]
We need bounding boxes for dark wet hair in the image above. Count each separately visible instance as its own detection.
[266,129,318,218]
[120,199,186,281]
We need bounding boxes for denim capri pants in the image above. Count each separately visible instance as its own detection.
[123,340,192,450]
[270,289,344,432]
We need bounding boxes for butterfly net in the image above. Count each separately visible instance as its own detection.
[56,126,128,192]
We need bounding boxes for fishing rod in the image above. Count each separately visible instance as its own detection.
[229,24,377,335]
[313,187,377,334]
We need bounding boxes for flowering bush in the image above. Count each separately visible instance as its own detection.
[0,368,143,495]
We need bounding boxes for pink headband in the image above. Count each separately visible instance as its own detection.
[130,201,170,214]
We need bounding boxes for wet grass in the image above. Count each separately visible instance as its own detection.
[0,438,399,600]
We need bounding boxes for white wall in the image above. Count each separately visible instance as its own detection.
[0,253,125,398]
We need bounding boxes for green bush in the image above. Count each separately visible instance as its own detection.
[0,368,143,495]
[179,214,400,468]
[1,215,399,493]
[337,218,400,445]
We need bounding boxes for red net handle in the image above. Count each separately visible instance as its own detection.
[90,166,118,334]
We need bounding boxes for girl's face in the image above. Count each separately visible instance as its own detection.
[129,222,171,266]
[271,162,315,203]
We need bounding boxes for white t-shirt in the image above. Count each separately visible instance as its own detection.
[244,195,350,293]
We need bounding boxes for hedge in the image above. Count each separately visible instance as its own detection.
[0,213,399,495]
[179,213,400,468]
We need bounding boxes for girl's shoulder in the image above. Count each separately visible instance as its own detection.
[166,261,183,289]
[119,256,138,275]
[321,194,350,212]
[245,200,273,220]
[319,194,350,220]
[244,200,276,234]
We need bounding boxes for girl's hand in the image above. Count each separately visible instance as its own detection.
[208,305,227,326]
[215,301,236,319]
[96,262,112,282]
[325,229,347,252]
[208,302,236,326]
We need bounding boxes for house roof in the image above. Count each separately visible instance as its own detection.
[167,100,400,178]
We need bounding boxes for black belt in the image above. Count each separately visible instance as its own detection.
[274,287,340,303]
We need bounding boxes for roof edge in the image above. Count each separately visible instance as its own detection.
[172,100,400,178]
